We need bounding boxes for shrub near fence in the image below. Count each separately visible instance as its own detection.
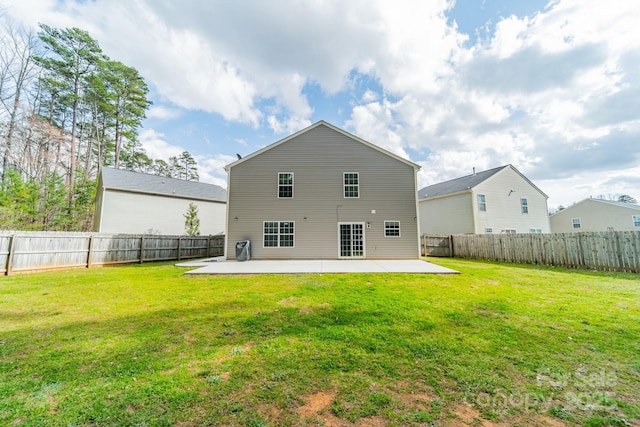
[422,232,640,273]
[0,231,225,275]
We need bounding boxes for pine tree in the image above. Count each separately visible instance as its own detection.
[184,202,200,236]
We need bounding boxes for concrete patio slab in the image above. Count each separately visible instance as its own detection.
[177,258,458,275]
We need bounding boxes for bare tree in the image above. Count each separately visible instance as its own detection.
[0,19,41,182]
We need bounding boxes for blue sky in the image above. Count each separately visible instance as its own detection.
[4,0,640,209]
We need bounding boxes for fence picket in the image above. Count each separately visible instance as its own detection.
[423,232,639,273]
[0,232,225,275]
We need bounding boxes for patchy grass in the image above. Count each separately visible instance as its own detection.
[0,259,638,426]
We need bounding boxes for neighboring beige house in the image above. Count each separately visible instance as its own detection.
[418,165,550,235]
[224,120,421,260]
[93,167,226,235]
[550,198,640,232]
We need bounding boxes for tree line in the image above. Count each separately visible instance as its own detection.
[0,18,199,231]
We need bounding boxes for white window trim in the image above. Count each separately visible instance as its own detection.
[633,215,640,227]
[337,222,366,258]
[384,220,401,237]
[521,198,528,214]
[477,194,486,212]
[572,218,581,229]
[343,172,360,199]
[277,172,294,199]
[263,220,295,248]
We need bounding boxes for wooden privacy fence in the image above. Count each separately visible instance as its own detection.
[0,232,225,275]
[422,232,640,273]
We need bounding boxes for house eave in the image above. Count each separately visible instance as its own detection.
[419,188,472,202]
[103,187,227,204]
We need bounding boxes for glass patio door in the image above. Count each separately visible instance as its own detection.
[339,223,365,258]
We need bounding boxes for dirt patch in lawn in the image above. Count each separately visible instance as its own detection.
[450,403,569,427]
[297,390,345,426]
[449,403,502,426]
[298,390,336,417]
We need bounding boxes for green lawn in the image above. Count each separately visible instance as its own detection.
[0,259,638,426]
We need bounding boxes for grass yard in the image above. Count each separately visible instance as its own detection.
[0,259,639,426]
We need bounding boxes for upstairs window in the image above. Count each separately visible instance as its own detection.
[477,194,486,212]
[521,198,528,214]
[278,172,293,198]
[529,228,542,234]
[384,221,401,237]
[633,215,640,227]
[344,172,359,198]
[572,218,581,229]
[485,228,493,234]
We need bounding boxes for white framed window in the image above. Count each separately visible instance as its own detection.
[572,218,581,229]
[344,172,359,198]
[384,220,401,237]
[485,228,493,234]
[278,172,293,198]
[477,194,486,212]
[502,229,516,234]
[521,198,528,214]
[633,215,640,227]
[607,227,615,232]
[263,221,295,248]
[529,228,542,234]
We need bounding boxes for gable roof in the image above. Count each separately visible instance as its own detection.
[224,120,420,171]
[418,164,548,199]
[99,167,226,202]
[418,165,507,199]
[550,198,640,216]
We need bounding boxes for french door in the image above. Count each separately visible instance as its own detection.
[338,223,365,258]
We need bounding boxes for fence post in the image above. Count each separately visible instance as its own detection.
[177,236,182,261]
[207,235,212,257]
[5,235,15,276]
[449,235,454,258]
[87,235,94,268]
[140,236,145,264]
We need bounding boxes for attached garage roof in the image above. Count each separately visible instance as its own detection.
[100,167,226,202]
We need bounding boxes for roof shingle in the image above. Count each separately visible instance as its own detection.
[100,167,226,202]
[418,165,507,199]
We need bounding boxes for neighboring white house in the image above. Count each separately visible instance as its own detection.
[224,120,421,260]
[93,167,226,235]
[418,165,550,235]
[550,198,640,232]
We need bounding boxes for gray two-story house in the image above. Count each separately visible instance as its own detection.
[224,121,421,260]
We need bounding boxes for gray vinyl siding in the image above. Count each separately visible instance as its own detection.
[227,125,419,259]
[419,192,474,234]
[550,199,640,232]
[473,167,550,233]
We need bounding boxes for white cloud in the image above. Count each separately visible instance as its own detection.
[4,0,640,207]
[140,129,231,188]
[346,100,409,160]
[267,115,312,136]
[147,106,182,120]
[139,129,184,160]
[196,154,236,189]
